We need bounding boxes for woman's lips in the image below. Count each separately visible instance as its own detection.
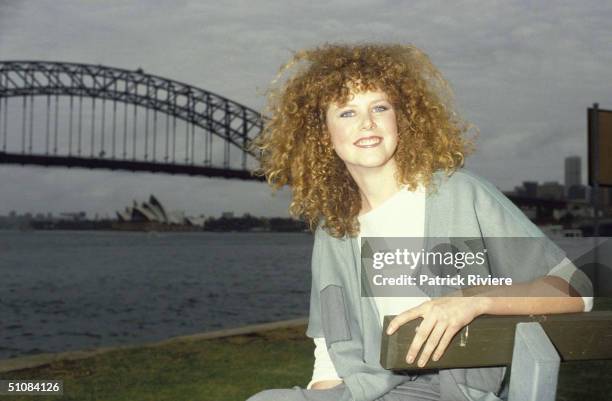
[354,136,382,148]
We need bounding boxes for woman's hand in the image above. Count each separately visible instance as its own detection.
[385,296,488,367]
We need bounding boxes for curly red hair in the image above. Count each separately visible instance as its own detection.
[250,43,476,238]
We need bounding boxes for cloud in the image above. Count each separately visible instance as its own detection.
[1,0,611,216]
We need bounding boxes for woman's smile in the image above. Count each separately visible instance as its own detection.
[353,136,383,147]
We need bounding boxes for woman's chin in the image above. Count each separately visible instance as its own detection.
[345,159,396,174]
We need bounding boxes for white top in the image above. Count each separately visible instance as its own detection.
[306,186,593,389]
[307,186,427,389]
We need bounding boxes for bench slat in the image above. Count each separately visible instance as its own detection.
[380,311,612,370]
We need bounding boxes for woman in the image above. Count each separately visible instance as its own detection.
[246,43,592,401]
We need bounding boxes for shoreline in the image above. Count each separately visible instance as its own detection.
[0,317,308,374]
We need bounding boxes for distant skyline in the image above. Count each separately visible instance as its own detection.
[1,164,592,219]
[1,0,611,217]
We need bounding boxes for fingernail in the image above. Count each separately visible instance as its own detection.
[432,355,439,362]
[418,360,425,367]
[406,355,414,364]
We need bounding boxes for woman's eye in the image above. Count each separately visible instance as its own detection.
[373,105,388,112]
[340,110,355,118]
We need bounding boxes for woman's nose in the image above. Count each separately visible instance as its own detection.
[361,115,376,130]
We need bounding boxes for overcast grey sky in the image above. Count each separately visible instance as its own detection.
[1,0,611,218]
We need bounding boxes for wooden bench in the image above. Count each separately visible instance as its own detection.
[380,311,612,401]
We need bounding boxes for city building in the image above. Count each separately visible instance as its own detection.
[564,156,588,201]
[514,181,539,198]
[565,156,581,188]
[537,181,565,200]
[567,185,588,201]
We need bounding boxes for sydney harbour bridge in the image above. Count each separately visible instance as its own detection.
[0,61,265,180]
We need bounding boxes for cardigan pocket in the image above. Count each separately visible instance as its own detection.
[320,284,352,347]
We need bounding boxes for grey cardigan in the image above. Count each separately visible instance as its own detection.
[305,169,566,401]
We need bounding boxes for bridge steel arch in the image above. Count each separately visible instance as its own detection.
[0,61,265,179]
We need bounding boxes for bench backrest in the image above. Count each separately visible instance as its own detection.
[380,311,612,370]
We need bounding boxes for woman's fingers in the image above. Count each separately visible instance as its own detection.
[416,323,447,367]
[432,328,457,362]
[387,298,479,367]
[386,305,422,335]
[406,316,435,364]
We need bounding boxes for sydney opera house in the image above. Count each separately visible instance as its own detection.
[113,195,205,231]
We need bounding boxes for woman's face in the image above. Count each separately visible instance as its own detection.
[325,89,399,176]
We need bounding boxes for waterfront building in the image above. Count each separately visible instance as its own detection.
[115,195,204,229]
[537,181,565,200]
[565,156,581,188]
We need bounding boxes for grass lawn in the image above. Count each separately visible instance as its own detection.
[2,299,611,401]
[1,325,313,401]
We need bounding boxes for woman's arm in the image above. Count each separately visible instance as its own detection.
[468,275,585,315]
[310,379,344,390]
[385,275,586,368]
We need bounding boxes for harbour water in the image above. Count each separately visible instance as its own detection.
[1,230,608,360]
[0,230,313,359]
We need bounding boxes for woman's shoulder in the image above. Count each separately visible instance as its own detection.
[313,219,342,241]
[433,168,545,237]
[432,168,501,198]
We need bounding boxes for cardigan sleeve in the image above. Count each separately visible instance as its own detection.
[306,225,324,339]
[463,171,570,282]
[547,257,594,311]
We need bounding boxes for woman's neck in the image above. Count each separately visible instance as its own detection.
[347,162,403,216]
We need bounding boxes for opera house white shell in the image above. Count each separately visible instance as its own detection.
[116,195,203,227]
